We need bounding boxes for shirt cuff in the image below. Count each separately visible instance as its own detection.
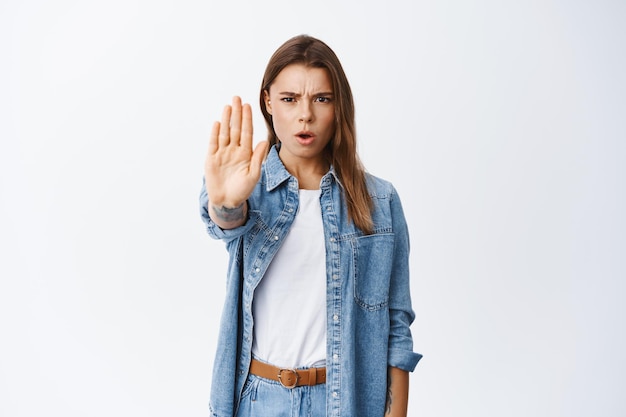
[388,347,423,372]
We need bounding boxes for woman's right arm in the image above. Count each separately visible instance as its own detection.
[204,96,268,230]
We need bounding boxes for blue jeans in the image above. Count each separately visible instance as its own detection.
[236,374,326,417]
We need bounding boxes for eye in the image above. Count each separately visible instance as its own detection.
[280,97,295,103]
[315,96,332,103]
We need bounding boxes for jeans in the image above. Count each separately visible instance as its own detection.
[236,374,326,417]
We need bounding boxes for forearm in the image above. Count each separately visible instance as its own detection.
[386,366,409,417]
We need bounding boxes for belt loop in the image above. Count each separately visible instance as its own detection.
[308,367,317,386]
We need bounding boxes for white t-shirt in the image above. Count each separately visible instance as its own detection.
[251,189,327,369]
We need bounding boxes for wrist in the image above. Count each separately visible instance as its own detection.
[209,201,247,229]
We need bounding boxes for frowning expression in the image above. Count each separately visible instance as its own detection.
[264,64,335,168]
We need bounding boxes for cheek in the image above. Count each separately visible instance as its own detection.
[271,112,292,139]
[271,110,288,128]
[321,109,336,130]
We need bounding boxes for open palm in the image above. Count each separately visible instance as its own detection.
[204,96,269,210]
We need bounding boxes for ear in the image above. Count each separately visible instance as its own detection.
[263,90,272,115]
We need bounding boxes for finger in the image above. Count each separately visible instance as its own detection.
[230,96,242,146]
[218,104,231,147]
[207,121,220,155]
[240,103,253,151]
[250,140,269,175]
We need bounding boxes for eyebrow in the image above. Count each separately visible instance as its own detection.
[278,91,334,96]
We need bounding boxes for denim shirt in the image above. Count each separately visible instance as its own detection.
[200,146,422,417]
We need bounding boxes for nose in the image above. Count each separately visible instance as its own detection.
[299,102,313,123]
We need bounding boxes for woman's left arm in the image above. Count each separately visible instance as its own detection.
[385,186,421,416]
[386,366,409,416]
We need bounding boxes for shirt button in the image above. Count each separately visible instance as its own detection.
[333,314,339,321]
[333,274,339,280]
[288,208,294,213]
[332,391,338,398]
[274,235,279,241]
[329,237,336,242]
[255,267,260,273]
[333,353,339,360]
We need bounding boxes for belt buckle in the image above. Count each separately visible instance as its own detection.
[277,368,299,389]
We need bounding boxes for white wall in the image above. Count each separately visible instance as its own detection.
[1,1,624,416]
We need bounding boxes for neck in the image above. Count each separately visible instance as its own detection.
[281,157,328,190]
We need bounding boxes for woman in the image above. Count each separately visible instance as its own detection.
[200,35,421,417]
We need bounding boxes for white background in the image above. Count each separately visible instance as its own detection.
[1,1,625,416]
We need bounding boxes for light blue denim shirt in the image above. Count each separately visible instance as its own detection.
[200,146,422,417]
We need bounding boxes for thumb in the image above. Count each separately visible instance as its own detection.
[250,141,270,175]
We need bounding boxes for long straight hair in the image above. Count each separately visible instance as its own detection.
[259,35,374,234]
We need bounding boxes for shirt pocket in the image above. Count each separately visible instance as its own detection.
[351,233,394,311]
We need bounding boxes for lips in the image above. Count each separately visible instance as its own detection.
[295,130,316,145]
[296,130,315,139]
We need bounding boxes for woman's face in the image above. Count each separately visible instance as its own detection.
[264,64,335,169]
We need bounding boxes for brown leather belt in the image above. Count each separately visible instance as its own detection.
[249,359,326,389]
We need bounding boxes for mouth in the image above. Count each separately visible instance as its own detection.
[296,131,315,140]
[295,130,316,145]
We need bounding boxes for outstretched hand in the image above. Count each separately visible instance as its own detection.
[205,96,269,228]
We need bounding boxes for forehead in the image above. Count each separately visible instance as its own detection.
[270,64,332,93]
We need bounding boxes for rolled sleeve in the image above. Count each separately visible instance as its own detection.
[388,307,423,371]
[199,178,256,243]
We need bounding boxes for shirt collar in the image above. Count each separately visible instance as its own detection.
[264,145,343,191]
